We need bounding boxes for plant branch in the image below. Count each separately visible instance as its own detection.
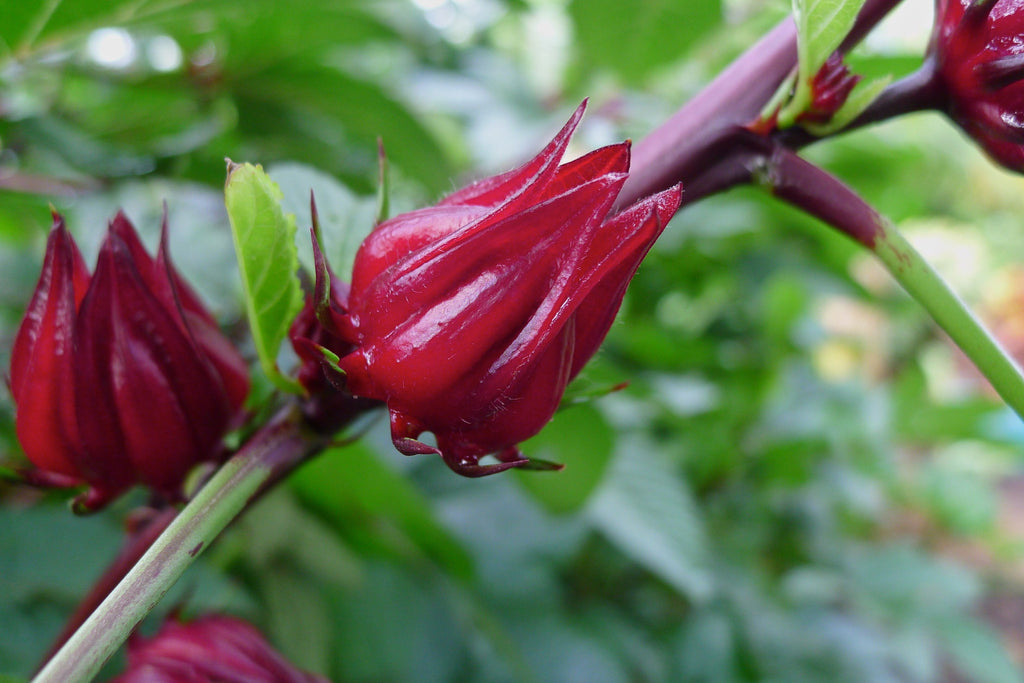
[615,19,797,211]
[0,172,103,197]
[36,507,178,669]
[758,146,1024,417]
[618,0,906,211]
[31,402,327,683]
[776,58,946,149]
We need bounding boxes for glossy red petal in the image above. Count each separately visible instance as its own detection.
[472,174,628,388]
[342,101,672,475]
[438,100,587,208]
[114,616,328,683]
[350,205,486,300]
[75,231,231,495]
[569,184,682,377]
[342,173,625,412]
[542,141,630,199]
[10,217,88,479]
[932,0,1024,172]
[157,221,250,415]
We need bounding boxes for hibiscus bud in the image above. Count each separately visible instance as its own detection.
[931,0,1024,171]
[111,614,328,683]
[10,211,249,511]
[337,101,682,476]
[798,52,861,126]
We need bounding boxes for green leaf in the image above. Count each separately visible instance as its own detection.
[262,570,333,674]
[223,161,304,394]
[0,505,123,675]
[235,62,456,196]
[4,0,395,60]
[328,562,465,682]
[290,442,474,580]
[2,0,139,55]
[568,0,722,82]
[515,404,615,515]
[777,0,867,127]
[240,488,362,588]
[937,617,1024,683]
[58,75,233,157]
[673,610,739,681]
[588,440,714,602]
[794,0,865,79]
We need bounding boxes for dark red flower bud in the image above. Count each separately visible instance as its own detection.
[10,211,249,510]
[798,52,862,126]
[111,614,328,683]
[931,0,1024,171]
[337,102,682,476]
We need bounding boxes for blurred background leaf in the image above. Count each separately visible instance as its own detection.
[5,0,1024,681]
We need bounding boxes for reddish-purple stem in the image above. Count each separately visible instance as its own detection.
[758,145,885,247]
[35,395,373,672]
[618,0,907,211]
[615,19,797,210]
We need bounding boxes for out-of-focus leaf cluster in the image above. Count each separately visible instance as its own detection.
[3,0,1024,681]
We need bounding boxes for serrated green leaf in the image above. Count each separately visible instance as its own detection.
[224,161,304,394]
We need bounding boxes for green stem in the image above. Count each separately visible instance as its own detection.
[873,225,1024,415]
[763,146,1024,419]
[31,403,318,683]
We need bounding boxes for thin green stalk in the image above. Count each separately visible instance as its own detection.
[15,0,63,55]
[873,224,1024,415]
[32,404,317,683]
[763,146,1024,419]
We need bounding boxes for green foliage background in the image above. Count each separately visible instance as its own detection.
[3,0,1024,681]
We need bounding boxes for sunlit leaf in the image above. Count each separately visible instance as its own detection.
[223,161,304,393]
[794,0,865,78]
[776,0,868,127]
